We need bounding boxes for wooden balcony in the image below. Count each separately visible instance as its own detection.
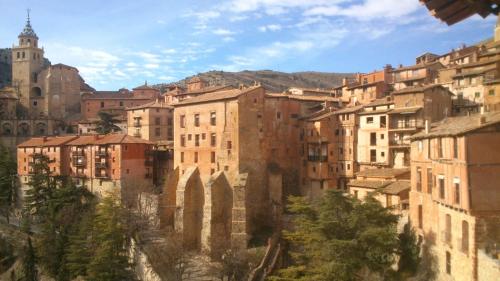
[95,162,108,169]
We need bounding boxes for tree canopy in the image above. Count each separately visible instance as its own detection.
[269,190,419,281]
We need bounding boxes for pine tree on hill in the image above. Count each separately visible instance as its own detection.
[0,144,17,223]
[87,196,135,281]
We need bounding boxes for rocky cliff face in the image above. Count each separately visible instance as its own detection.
[155,70,355,93]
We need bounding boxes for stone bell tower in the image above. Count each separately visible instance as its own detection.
[495,15,500,42]
[11,10,45,117]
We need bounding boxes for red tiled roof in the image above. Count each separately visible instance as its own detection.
[411,111,500,139]
[66,134,154,146]
[392,84,451,95]
[125,100,173,110]
[356,168,410,179]
[173,86,262,106]
[18,136,79,148]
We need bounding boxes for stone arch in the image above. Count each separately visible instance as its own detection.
[1,122,13,136]
[202,171,233,258]
[30,87,42,98]
[35,122,47,136]
[18,122,30,136]
[175,167,204,251]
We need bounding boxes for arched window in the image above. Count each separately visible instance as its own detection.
[22,52,25,59]
[36,123,46,135]
[462,221,469,254]
[30,87,42,97]
[18,123,30,136]
[2,123,12,136]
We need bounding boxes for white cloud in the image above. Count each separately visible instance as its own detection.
[223,37,236,42]
[259,24,282,32]
[157,19,166,24]
[213,28,237,36]
[304,0,421,21]
[145,63,160,69]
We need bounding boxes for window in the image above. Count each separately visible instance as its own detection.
[180,152,184,163]
[367,117,374,124]
[446,251,451,274]
[370,133,377,146]
[416,167,422,192]
[202,133,206,140]
[380,116,386,128]
[445,214,452,243]
[188,134,192,141]
[439,177,445,199]
[380,133,384,140]
[195,134,200,146]
[489,89,495,96]
[370,149,376,162]
[211,133,216,147]
[180,115,186,128]
[227,141,232,149]
[438,138,443,158]
[418,205,423,229]
[454,181,460,205]
[211,151,216,163]
[180,135,185,147]
[381,151,385,158]
[210,111,216,126]
[119,101,123,106]
[100,102,104,108]
[155,127,161,136]
[17,52,20,59]
[194,114,200,127]
[453,138,458,159]
[167,117,172,126]
[427,168,433,194]
[277,112,281,119]
[462,221,469,253]
[155,117,161,125]
[347,164,350,170]
[474,92,480,98]
[427,139,431,159]
[194,152,198,163]
[354,190,358,199]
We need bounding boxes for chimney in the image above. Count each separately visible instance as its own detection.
[42,136,48,142]
[342,77,348,86]
[425,120,429,134]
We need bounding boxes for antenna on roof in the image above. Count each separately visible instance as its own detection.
[27,8,31,23]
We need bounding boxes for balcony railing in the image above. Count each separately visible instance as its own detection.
[389,120,424,130]
[73,157,86,167]
[95,162,107,169]
[94,173,109,179]
[72,150,85,157]
[307,155,328,162]
[96,150,108,157]
[389,139,411,147]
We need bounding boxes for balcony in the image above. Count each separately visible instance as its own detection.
[96,150,108,157]
[389,139,411,147]
[73,157,86,167]
[389,120,424,131]
[307,155,328,162]
[72,150,85,157]
[95,162,107,169]
[94,173,109,179]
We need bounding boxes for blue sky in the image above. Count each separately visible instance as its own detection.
[0,0,497,90]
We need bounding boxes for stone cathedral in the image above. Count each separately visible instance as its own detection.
[0,14,92,150]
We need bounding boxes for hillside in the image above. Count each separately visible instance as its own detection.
[155,70,355,93]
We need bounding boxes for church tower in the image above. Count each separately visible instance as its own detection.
[11,11,45,117]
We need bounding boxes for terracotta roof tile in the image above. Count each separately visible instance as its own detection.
[411,111,500,140]
[356,168,410,179]
[18,136,79,148]
[348,180,392,189]
[392,84,451,95]
[173,86,262,106]
[381,181,411,195]
[125,100,173,110]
